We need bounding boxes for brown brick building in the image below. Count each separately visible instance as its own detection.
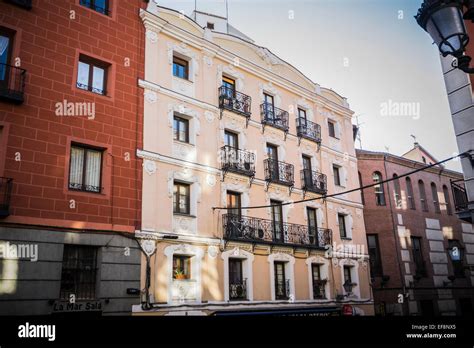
[357,144,474,316]
[0,0,145,315]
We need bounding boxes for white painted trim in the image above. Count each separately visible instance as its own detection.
[268,253,296,301]
[339,258,361,298]
[305,255,331,300]
[221,247,255,301]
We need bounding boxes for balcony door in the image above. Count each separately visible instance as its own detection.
[222,76,235,98]
[224,130,239,170]
[0,27,14,90]
[229,258,245,300]
[307,207,318,245]
[274,261,287,300]
[302,155,312,187]
[264,93,275,121]
[312,264,325,299]
[267,144,279,181]
[271,199,284,242]
[226,191,242,238]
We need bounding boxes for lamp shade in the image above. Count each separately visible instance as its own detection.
[416,1,469,57]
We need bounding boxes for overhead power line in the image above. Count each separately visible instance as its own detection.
[212,152,467,211]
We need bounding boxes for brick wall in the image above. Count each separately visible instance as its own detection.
[0,0,145,232]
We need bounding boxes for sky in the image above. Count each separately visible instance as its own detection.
[155,0,462,171]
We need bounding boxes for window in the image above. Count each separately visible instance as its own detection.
[312,264,325,299]
[0,27,14,88]
[173,116,189,143]
[343,265,352,283]
[173,55,189,79]
[338,213,347,238]
[271,200,283,242]
[443,185,452,215]
[76,54,109,95]
[173,255,191,280]
[307,207,318,245]
[393,174,402,208]
[60,245,98,300]
[333,165,341,186]
[448,240,465,278]
[173,182,190,215]
[328,120,336,138]
[406,177,416,210]
[358,171,365,205]
[224,130,238,149]
[298,108,307,121]
[373,171,386,206]
[418,180,428,212]
[411,237,426,277]
[222,76,235,98]
[229,258,245,300]
[226,191,241,217]
[274,261,288,300]
[267,143,279,181]
[80,0,109,15]
[68,144,103,193]
[206,22,215,30]
[302,155,312,187]
[263,93,275,120]
[367,235,383,277]
[431,183,440,213]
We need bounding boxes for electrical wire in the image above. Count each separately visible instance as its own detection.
[212,151,468,211]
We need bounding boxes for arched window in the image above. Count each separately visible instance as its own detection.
[418,180,428,212]
[393,174,402,208]
[406,177,415,210]
[373,172,385,206]
[431,183,440,213]
[358,171,365,205]
[443,185,452,215]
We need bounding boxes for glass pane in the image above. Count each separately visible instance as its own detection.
[77,61,90,90]
[0,35,9,81]
[85,149,101,191]
[94,0,107,12]
[92,66,105,94]
[69,147,84,187]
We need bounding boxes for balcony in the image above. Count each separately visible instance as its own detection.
[220,146,256,181]
[260,103,289,136]
[0,63,26,104]
[264,159,294,189]
[301,169,327,195]
[223,213,332,249]
[275,279,290,300]
[0,177,13,218]
[451,179,473,223]
[229,279,247,300]
[313,279,327,299]
[296,117,322,145]
[3,0,32,9]
[218,86,252,125]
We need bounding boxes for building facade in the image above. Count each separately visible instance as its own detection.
[357,145,474,316]
[0,0,145,315]
[134,3,373,316]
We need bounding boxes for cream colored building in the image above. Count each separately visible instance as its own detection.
[133,2,374,316]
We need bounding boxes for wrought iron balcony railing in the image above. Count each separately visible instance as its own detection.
[451,179,473,223]
[301,169,327,195]
[275,279,290,300]
[260,103,289,134]
[68,182,102,194]
[218,86,252,122]
[264,158,294,188]
[220,145,256,179]
[0,63,26,104]
[313,279,327,299]
[0,177,13,218]
[296,117,322,144]
[223,213,332,248]
[229,278,247,300]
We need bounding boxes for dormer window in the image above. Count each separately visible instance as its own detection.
[206,22,215,30]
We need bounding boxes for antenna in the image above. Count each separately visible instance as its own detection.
[194,0,197,20]
[410,134,417,145]
[226,0,229,34]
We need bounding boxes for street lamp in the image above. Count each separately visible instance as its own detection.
[416,0,474,73]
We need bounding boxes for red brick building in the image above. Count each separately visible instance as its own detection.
[357,144,474,316]
[0,0,145,315]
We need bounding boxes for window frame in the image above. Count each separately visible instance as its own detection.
[418,180,429,212]
[173,55,189,80]
[367,234,383,277]
[333,165,341,186]
[173,181,191,215]
[79,0,110,16]
[431,182,441,213]
[328,120,337,138]
[411,236,427,277]
[373,171,386,206]
[173,115,190,143]
[76,54,109,95]
[406,177,416,210]
[68,143,104,194]
[0,26,15,89]
[173,254,191,280]
[224,130,239,149]
[226,190,242,217]
[338,213,347,238]
[443,185,452,215]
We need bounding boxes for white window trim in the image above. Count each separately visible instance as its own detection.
[268,253,295,301]
[327,118,341,139]
[168,104,200,146]
[221,247,255,302]
[221,183,250,216]
[217,64,245,92]
[340,259,361,299]
[336,207,353,239]
[164,243,204,304]
[305,256,331,300]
